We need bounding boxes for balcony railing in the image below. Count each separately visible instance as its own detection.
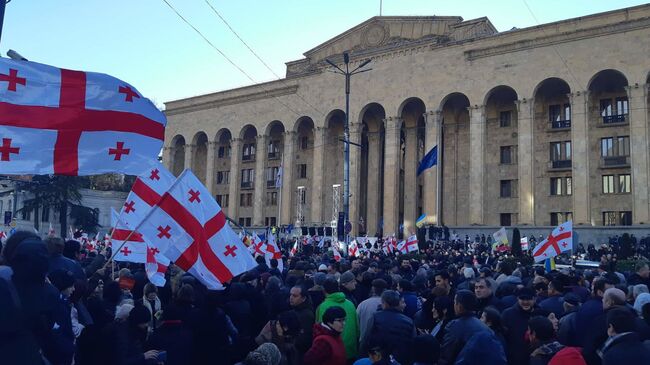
[602,155,630,167]
[242,154,254,161]
[550,160,572,169]
[602,114,627,124]
[267,152,280,160]
[266,180,277,188]
[240,181,253,189]
[550,119,571,129]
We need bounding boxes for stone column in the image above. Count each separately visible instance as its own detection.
[569,91,591,225]
[366,132,382,235]
[253,135,267,226]
[383,117,401,235]
[403,125,418,227]
[423,111,441,224]
[626,84,650,224]
[311,127,327,224]
[349,122,362,236]
[228,138,242,219]
[468,105,486,225]
[183,144,194,173]
[516,98,535,225]
[281,131,296,225]
[205,141,217,195]
[162,146,173,171]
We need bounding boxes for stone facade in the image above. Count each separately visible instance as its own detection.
[164,5,650,236]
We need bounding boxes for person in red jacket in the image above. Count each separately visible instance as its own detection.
[303,306,347,365]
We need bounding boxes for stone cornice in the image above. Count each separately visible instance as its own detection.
[465,11,650,61]
[165,84,299,116]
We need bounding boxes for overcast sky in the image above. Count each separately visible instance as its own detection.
[2,0,646,107]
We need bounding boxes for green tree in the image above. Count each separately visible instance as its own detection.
[19,175,96,236]
[511,227,522,257]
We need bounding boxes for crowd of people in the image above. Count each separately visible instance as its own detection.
[1,229,650,365]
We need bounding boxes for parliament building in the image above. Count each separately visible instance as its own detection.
[163,5,650,237]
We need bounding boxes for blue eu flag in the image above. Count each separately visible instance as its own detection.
[416,145,438,176]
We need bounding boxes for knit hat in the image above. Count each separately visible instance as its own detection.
[48,269,75,292]
[313,272,327,286]
[340,270,355,284]
[462,267,475,279]
[318,264,328,272]
[245,343,281,365]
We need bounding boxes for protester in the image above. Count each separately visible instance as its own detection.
[364,290,416,364]
[304,306,347,365]
[316,277,359,359]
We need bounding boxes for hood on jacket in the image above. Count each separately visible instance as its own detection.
[10,238,49,285]
[325,292,346,303]
[312,323,339,339]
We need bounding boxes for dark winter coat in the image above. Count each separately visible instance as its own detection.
[147,320,193,365]
[601,332,650,365]
[439,313,491,365]
[48,253,85,281]
[539,295,565,318]
[501,302,537,365]
[292,300,315,355]
[454,331,507,365]
[368,308,416,364]
[530,341,565,365]
[401,291,422,319]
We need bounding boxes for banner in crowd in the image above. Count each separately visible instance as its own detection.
[0,58,166,176]
[532,221,573,262]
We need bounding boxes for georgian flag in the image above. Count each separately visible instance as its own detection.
[405,235,419,253]
[331,246,342,262]
[137,169,256,290]
[0,58,166,176]
[111,209,146,263]
[348,240,358,257]
[265,234,284,272]
[290,240,298,257]
[397,240,407,254]
[532,221,573,263]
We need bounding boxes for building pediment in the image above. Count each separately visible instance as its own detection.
[286,16,497,77]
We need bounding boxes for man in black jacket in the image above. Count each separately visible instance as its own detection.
[366,290,416,364]
[439,289,491,365]
[289,285,314,357]
[601,307,650,365]
[501,287,538,365]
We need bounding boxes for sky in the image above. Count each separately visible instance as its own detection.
[2,0,647,108]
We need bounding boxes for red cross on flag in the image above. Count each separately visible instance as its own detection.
[532,221,573,263]
[290,240,298,257]
[0,58,165,176]
[348,240,358,257]
[405,235,419,253]
[136,169,256,290]
[265,234,284,272]
[331,246,342,262]
[110,208,146,263]
[117,163,176,230]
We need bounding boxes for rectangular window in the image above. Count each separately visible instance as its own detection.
[300,136,309,150]
[566,177,572,195]
[267,140,280,159]
[239,193,253,207]
[603,212,618,226]
[500,146,513,164]
[550,178,562,196]
[499,111,512,127]
[243,143,256,160]
[601,138,613,157]
[297,186,306,204]
[266,192,278,206]
[298,164,307,179]
[616,136,630,156]
[550,212,573,226]
[41,206,50,222]
[500,180,513,198]
[550,141,571,161]
[620,211,632,226]
[600,99,613,117]
[616,97,629,115]
[618,174,631,193]
[238,218,245,226]
[500,213,512,226]
[564,104,571,121]
[550,212,560,226]
[218,145,231,158]
[602,175,615,194]
[216,194,229,207]
[245,218,252,227]
[241,169,254,188]
[266,167,279,187]
[217,171,230,184]
[549,104,561,122]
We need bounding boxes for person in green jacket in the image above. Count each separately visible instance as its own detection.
[316,277,359,359]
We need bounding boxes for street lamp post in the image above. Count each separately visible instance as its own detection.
[326,52,371,253]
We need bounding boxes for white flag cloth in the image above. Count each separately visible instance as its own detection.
[348,240,358,257]
[137,169,256,290]
[111,209,147,263]
[117,163,175,229]
[405,235,419,253]
[290,240,298,257]
[0,58,166,176]
[492,227,509,246]
[275,166,283,188]
[397,240,407,254]
[532,221,573,262]
[265,234,284,272]
[332,247,342,262]
[521,237,529,251]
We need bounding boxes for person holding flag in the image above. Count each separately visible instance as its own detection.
[532,221,573,263]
